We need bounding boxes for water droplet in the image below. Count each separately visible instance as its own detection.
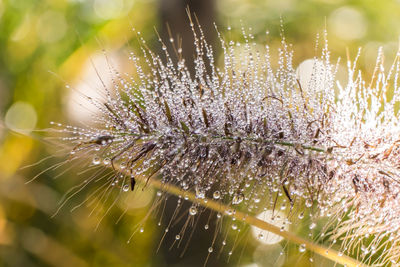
[299,244,306,253]
[195,187,206,199]
[232,193,244,205]
[92,157,101,165]
[175,235,180,240]
[103,158,111,165]
[189,206,198,216]
[123,184,129,192]
[309,222,316,230]
[305,199,313,208]
[140,227,144,233]
[298,212,304,219]
[226,209,234,216]
[232,223,238,230]
[208,247,213,253]
[204,224,209,230]
[213,190,221,199]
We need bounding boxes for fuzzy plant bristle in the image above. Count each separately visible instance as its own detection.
[48,21,400,266]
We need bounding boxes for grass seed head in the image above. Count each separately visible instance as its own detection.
[49,23,400,266]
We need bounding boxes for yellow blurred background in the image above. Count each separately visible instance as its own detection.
[0,0,400,266]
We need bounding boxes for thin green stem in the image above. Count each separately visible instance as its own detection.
[120,131,326,152]
[209,135,326,152]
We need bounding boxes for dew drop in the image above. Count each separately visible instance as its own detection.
[195,187,206,199]
[175,235,180,240]
[189,206,198,216]
[123,184,129,192]
[226,209,234,216]
[299,244,306,253]
[231,223,238,230]
[213,190,221,199]
[232,193,244,205]
[103,158,111,165]
[92,157,101,165]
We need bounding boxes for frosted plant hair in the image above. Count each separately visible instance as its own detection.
[46,19,400,266]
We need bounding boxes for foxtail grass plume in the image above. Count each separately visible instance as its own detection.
[49,20,400,266]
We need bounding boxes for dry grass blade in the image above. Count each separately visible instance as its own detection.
[111,163,365,267]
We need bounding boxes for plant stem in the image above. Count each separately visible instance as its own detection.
[114,164,364,267]
[121,131,327,153]
[208,135,326,152]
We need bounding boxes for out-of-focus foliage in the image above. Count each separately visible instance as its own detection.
[0,0,399,266]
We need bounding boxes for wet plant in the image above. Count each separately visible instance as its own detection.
[45,18,400,266]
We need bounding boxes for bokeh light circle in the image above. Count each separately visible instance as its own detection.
[251,210,289,245]
[5,101,37,134]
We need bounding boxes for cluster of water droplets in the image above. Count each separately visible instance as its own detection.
[50,22,400,265]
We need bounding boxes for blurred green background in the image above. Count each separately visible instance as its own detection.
[0,0,400,266]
